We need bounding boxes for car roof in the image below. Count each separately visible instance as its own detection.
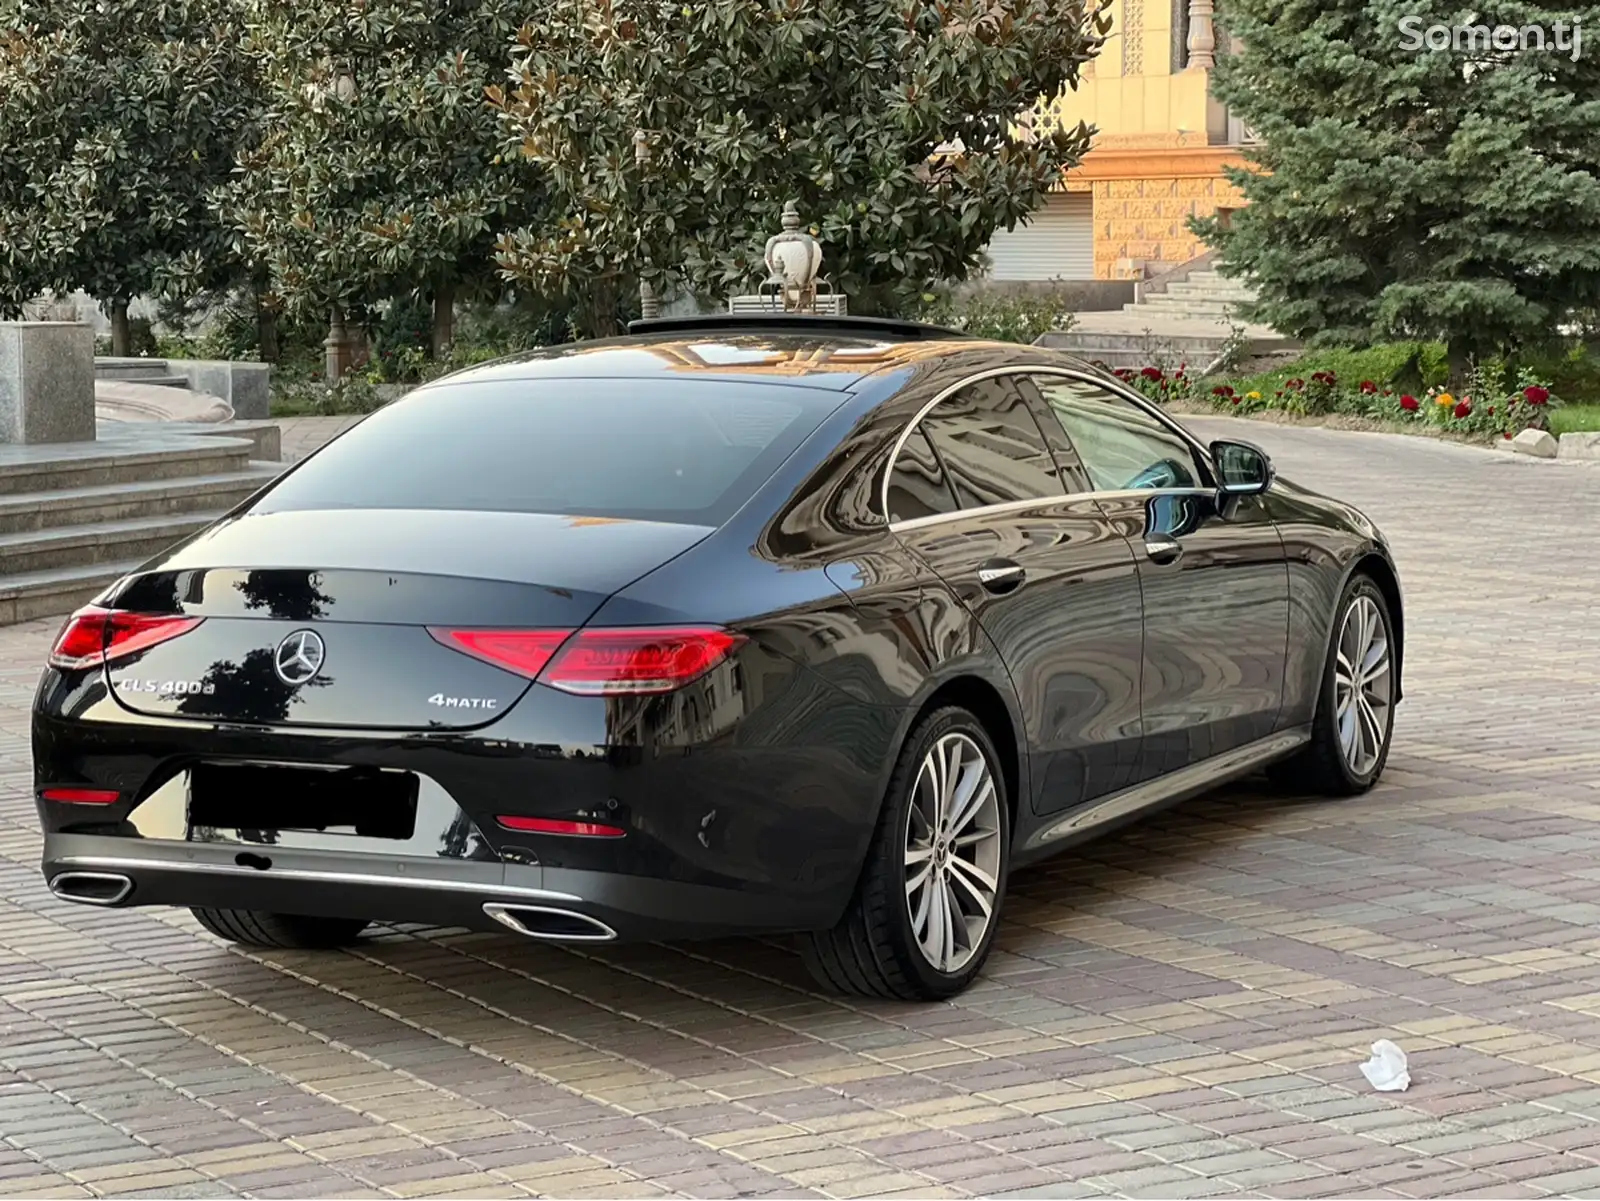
[416,316,1105,395]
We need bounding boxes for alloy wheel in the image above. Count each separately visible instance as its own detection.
[904,732,1003,973]
[1334,594,1392,777]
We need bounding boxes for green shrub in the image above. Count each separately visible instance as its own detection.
[916,287,1076,344]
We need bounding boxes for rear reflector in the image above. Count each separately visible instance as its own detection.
[48,606,203,671]
[40,788,121,805]
[429,626,744,695]
[497,815,626,838]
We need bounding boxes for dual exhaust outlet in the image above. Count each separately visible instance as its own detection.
[48,872,617,943]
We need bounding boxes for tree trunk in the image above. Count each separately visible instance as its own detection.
[110,301,131,357]
[1446,336,1473,391]
[432,280,456,359]
[579,281,619,340]
[256,302,280,365]
[253,274,279,363]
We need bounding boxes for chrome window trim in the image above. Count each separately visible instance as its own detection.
[887,487,1214,534]
[879,362,1217,533]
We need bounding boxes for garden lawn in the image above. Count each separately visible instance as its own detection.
[1552,404,1600,434]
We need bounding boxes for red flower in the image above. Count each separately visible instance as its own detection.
[1212,385,1234,397]
[1504,432,1513,440]
[1399,394,1419,411]
[1175,369,1186,379]
[1286,377,1305,390]
[1231,395,1243,405]
[1140,367,1163,381]
[1453,401,1472,419]
[1487,406,1495,415]
[1359,380,1377,394]
[1524,385,1550,405]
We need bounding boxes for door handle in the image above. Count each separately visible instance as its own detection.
[977,559,1026,594]
[1144,538,1184,565]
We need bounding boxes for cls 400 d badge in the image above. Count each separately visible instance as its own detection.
[428,694,498,710]
[117,678,216,696]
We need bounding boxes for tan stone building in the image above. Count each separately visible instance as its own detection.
[982,0,1254,284]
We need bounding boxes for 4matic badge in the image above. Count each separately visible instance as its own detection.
[428,694,498,710]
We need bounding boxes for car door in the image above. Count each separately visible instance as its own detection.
[1019,372,1290,782]
[885,372,1145,815]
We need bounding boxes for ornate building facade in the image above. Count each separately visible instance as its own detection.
[982,0,1254,283]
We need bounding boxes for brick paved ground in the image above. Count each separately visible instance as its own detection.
[3,419,1600,1199]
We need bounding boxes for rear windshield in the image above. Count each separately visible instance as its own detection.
[254,377,841,525]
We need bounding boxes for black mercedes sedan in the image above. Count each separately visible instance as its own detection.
[33,315,1403,1000]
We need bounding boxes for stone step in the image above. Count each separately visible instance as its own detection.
[1124,301,1248,319]
[1164,281,1257,301]
[0,560,149,625]
[0,512,225,576]
[0,440,255,497]
[1052,332,1233,353]
[0,466,280,537]
[95,358,172,378]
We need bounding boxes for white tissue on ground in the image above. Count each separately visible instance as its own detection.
[1359,1039,1410,1091]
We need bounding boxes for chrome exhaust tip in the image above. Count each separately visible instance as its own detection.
[49,871,133,907]
[483,902,617,942]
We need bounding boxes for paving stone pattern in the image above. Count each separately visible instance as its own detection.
[3,419,1600,1199]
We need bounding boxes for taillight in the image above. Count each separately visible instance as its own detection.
[544,628,744,695]
[48,606,203,671]
[426,628,570,678]
[428,626,743,695]
[40,787,120,805]
[497,815,625,838]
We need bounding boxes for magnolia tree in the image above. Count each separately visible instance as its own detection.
[231,0,541,367]
[1195,0,1600,378]
[493,0,1110,336]
[0,0,259,353]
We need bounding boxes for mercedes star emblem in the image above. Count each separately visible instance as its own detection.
[273,629,326,685]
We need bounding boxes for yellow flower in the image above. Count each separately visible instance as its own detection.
[1435,392,1454,406]
[1246,390,1261,400]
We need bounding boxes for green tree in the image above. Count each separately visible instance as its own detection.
[0,0,259,354]
[233,0,540,368]
[493,0,1108,337]
[1194,1,1600,378]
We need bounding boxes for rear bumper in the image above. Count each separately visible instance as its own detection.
[42,833,841,942]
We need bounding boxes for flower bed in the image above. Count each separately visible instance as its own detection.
[1080,355,1561,443]
[1202,366,1557,440]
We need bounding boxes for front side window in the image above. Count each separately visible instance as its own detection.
[918,377,1061,509]
[1032,377,1205,493]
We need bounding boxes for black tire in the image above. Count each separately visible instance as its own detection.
[190,907,369,949]
[802,706,1011,1001]
[1269,572,1396,796]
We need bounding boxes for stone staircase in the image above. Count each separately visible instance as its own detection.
[1123,270,1260,322]
[1037,265,1299,373]
[0,432,281,624]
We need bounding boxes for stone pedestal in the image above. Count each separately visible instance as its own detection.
[0,322,97,444]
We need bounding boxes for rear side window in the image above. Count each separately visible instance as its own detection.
[886,428,959,524]
[255,378,836,526]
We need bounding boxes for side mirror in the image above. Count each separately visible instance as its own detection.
[1211,439,1274,496]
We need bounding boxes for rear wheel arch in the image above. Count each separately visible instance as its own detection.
[904,674,1024,828]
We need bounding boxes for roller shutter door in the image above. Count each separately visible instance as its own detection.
[983,192,1095,281]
